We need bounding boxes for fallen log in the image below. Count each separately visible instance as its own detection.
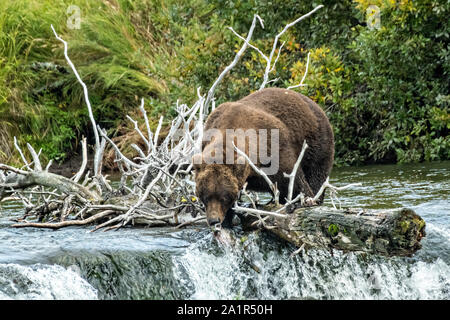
[0,164,101,201]
[254,205,426,257]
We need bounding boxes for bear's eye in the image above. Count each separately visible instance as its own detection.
[199,194,208,204]
[222,195,234,205]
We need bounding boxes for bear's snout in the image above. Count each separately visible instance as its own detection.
[207,217,222,226]
[205,200,225,226]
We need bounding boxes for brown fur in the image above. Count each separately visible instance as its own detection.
[193,88,334,226]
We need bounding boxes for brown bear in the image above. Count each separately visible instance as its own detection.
[192,87,334,227]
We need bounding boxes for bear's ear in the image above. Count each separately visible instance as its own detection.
[191,153,203,171]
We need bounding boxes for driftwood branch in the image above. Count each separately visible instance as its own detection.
[283,140,308,202]
[260,5,323,89]
[232,141,280,205]
[11,210,115,230]
[227,5,323,90]
[287,52,311,90]
[73,137,88,183]
[204,14,263,114]
[0,165,101,202]
[51,25,100,153]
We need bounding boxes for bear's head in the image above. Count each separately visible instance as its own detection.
[192,153,248,227]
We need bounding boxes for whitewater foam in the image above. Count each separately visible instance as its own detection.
[0,263,98,300]
[173,232,450,300]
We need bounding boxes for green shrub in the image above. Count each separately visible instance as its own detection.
[0,0,448,166]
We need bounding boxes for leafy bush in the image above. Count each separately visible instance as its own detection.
[0,0,448,166]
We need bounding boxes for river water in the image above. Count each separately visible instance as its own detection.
[0,161,449,300]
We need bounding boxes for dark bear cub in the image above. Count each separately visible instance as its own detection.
[193,88,334,227]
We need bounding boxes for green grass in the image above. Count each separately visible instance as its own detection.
[0,0,170,163]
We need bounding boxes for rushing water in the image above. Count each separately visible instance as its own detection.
[0,162,449,300]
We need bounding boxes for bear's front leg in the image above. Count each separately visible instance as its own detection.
[278,168,315,204]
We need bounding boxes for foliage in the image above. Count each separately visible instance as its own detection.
[0,0,168,163]
[0,0,448,166]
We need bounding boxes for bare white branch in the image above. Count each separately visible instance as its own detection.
[204,14,264,114]
[26,143,42,172]
[73,138,88,183]
[51,25,102,176]
[226,5,323,90]
[233,204,287,219]
[127,115,151,151]
[232,141,279,205]
[287,51,311,90]
[311,177,362,204]
[153,116,164,150]
[97,126,141,169]
[283,140,308,202]
[14,137,31,171]
[260,5,323,89]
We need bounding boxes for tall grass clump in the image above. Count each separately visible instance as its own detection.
[0,0,169,163]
